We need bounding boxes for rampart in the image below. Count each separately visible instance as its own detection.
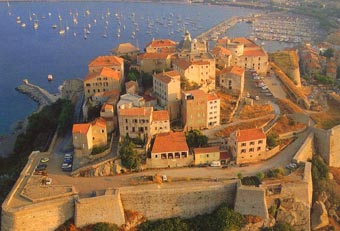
[314,124,340,167]
[120,181,238,220]
[293,131,314,163]
[75,189,125,227]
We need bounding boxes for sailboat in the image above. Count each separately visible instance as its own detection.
[33,21,39,30]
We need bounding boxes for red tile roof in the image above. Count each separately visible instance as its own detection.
[212,46,232,56]
[84,67,120,82]
[92,117,107,128]
[101,103,113,112]
[173,59,191,70]
[152,132,189,153]
[235,128,266,142]
[220,65,245,77]
[154,70,180,84]
[207,93,219,101]
[194,146,220,154]
[243,49,266,57]
[72,123,91,134]
[88,55,123,67]
[152,110,169,121]
[146,39,177,48]
[119,107,152,117]
[138,52,171,60]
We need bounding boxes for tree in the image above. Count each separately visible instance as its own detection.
[237,172,243,180]
[127,71,138,81]
[119,139,141,171]
[256,172,265,181]
[322,48,334,58]
[267,132,279,148]
[93,222,119,231]
[185,130,208,148]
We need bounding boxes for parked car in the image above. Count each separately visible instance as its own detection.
[239,163,249,167]
[36,163,47,171]
[40,157,49,163]
[210,161,221,167]
[162,175,167,182]
[62,163,72,172]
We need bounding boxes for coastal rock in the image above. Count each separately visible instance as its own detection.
[311,201,329,230]
[276,198,309,230]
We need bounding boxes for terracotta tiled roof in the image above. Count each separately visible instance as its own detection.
[92,117,107,128]
[243,49,266,57]
[88,55,123,67]
[232,37,256,47]
[194,146,220,154]
[173,59,191,70]
[207,93,219,101]
[72,123,91,134]
[154,70,180,84]
[235,128,266,142]
[84,67,120,82]
[101,103,113,112]
[212,46,232,56]
[216,38,229,46]
[152,132,189,153]
[146,39,177,48]
[138,52,171,60]
[220,65,245,77]
[152,110,169,121]
[119,107,152,117]
[184,89,207,98]
[192,60,210,65]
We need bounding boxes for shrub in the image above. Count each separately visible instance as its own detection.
[93,222,119,231]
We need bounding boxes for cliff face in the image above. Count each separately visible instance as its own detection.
[271,50,301,87]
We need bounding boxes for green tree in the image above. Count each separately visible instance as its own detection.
[237,172,243,180]
[127,71,138,81]
[120,139,141,170]
[267,132,279,148]
[58,100,74,135]
[322,48,334,58]
[93,222,119,231]
[185,130,208,148]
[138,217,189,231]
[256,172,265,181]
[262,222,296,231]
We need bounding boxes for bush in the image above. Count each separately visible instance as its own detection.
[241,176,261,186]
[256,172,265,181]
[267,132,279,148]
[93,222,119,231]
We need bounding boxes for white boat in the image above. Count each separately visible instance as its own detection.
[47,74,53,81]
[52,24,57,29]
[59,29,65,35]
[73,32,77,37]
[16,17,21,24]
[21,23,26,28]
[33,21,39,30]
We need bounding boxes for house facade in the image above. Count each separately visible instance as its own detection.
[137,53,173,74]
[193,146,220,165]
[145,39,177,53]
[219,65,245,95]
[229,128,267,164]
[150,110,170,135]
[88,55,124,80]
[147,132,193,169]
[84,67,121,100]
[153,70,181,120]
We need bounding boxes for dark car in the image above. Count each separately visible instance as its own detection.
[36,164,47,171]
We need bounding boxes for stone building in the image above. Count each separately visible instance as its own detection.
[145,39,177,53]
[151,110,170,135]
[153,70,181,120]
[88,55,124,80]
[177,30,207,57]
[216,37,268,75]
[84,67,121,100]
[72,118,107,157]
[193,146,220,165]
[229,128,266,164]
[111,42,140,59]
[100,103,115,133]
[211,46,232,68]
[219,65,245,94]
[181,90,220,131]
[137,53,173,74]
[118,107,153,139]
[147,132,192,168]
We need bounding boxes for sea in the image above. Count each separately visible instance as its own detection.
[0,1,292,136]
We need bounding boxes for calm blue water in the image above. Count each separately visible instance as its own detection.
[0,2,261,135]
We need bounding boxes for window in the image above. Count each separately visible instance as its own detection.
[161,153,167,159]
[241,149,246,153]
[126,126,128,130]
[257,147,261,151]
[258,140,263,144]
[101,129,104,133]
[241,142,246,147]
[86,83,90,87]
[155,155,158,158]
[175,152,180,158]
[249,148,254,152]
[181,152,187,158]
[250,141,255,146]
[168,153,173,159]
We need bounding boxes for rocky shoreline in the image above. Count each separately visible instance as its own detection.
[0,80,60,158]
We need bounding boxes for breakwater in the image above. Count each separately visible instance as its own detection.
[15,80,60,109]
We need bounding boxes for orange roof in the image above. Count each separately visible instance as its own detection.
[235,128,266,142]
[207,93,219,101]
[72,123,91,134]
[192,60,210,65]
[138,52,171,60]
[154,70,180,84]
[232,37,256,47]
[243,49,266,57]
[173,59,191,70]
[92,117,107,128]
[119,107,152,117]
[194,146,220,154]
[221,65,245,77]
[216,38,229,46]
[146,39,177,48]
[84,67,120,82]
[152,110,169,121]
[152,132,189,153]
[101,103,113,112]
[88,55,123,67]
[184,89,207,98]
[212,46,232,56]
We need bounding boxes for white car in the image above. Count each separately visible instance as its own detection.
[46,178,52,185]
[162,175,167,182]
[62,163,72,169]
